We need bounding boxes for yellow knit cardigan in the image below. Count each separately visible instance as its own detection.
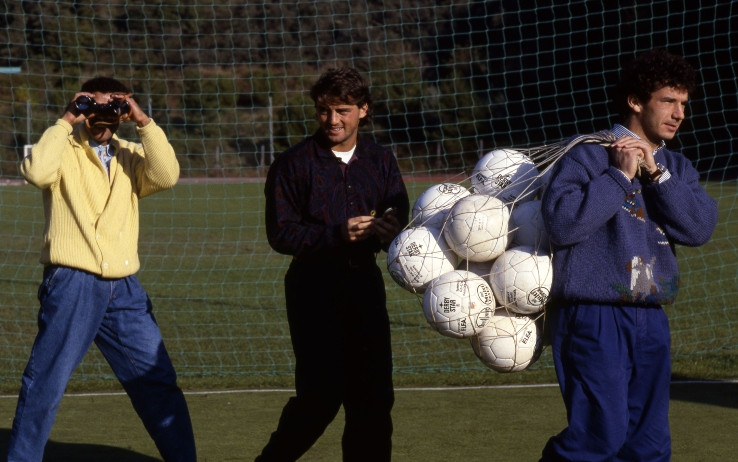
[20,119,180,278]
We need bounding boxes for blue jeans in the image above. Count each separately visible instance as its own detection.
[7,266,196,461]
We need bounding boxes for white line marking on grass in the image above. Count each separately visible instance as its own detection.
[1,379,735,400]
[396,383,559,391]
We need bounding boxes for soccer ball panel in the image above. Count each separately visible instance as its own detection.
[411,183,471,230]
[422,270,495,338]
[456,259,493,280]
[489,245,552,314]
[387,226,457,293]
[509,200,550,249]
[471,149,539,204]
[443,194,510,262]
[470,310,543,372]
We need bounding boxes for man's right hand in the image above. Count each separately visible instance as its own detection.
[61,92,94,126]
[342,216,375,242]
[608,135,655,180]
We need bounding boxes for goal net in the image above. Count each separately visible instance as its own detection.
[0,0,736,389]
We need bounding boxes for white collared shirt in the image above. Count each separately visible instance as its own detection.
[89,140,114,173]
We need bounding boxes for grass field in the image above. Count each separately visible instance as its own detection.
[1,381,737,460]
[1,180,736,392]
[0,179,737,458]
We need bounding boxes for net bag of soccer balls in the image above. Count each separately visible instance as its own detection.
[387,133,615,373]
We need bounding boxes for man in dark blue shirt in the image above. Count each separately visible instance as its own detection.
[256,67,409,462]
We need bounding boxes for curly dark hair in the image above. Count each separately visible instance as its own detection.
[310,67,373,119]
[80,76,130,94]
[612,49,696,118]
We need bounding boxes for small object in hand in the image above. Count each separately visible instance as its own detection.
[637,155,647,177]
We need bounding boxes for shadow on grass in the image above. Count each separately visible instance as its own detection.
[0,428,161,462]
[670,380,738,409]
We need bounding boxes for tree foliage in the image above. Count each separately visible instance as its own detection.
[2,1,735,178]
[0,1,515,177]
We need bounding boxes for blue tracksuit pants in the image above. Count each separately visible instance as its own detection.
[541,303,672,462]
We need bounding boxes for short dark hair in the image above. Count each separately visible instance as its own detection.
[310,67,373,115]
[80,76,130,94]
[612,49,696,118]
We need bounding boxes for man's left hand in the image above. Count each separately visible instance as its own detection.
[372,214,402,244]
[119,96,151,128]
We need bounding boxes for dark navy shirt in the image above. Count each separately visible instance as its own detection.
[265,132,409,261]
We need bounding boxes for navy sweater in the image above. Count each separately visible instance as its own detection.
[265,132,409,261]
[541,134,717,305]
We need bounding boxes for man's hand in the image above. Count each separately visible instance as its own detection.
[342,211,403,244]
[609,136,656,180]
[372,214,402,245]
[342,216,375,242]
[61,92,94,126]
[119,95,151,128]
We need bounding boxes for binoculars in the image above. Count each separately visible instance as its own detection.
[73,95,130,120]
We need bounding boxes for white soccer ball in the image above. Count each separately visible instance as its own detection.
[509,200,550,249]
[443,194,510,263]
[411,183,471,230]
[489,245,552,314]
[470,310,543,372]
[471,149,539,204]
[422,270,495,339]
[456,259,493,280]
[387,226,457,293]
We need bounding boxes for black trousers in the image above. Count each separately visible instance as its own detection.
[255,259,394,462]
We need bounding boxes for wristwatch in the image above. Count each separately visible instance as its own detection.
[649,163,666,182]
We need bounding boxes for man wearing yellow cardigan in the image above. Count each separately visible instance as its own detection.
[8,77,197,461]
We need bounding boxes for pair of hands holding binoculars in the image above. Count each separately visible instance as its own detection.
[63,92,150,128]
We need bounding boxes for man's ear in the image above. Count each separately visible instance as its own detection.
[627,94,642,114]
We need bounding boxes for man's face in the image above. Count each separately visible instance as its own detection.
[629,86,689,148]
[84,92,121,145]
[315,100,368,152]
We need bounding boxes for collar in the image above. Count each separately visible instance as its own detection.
[313,131,363,160]
[89,138,111,151]
[76,125,120,152]
[610,124,666,153]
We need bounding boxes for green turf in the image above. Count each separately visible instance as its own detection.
[0,180,736,395]
[0,179,737,458]
[1,382,736,460]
